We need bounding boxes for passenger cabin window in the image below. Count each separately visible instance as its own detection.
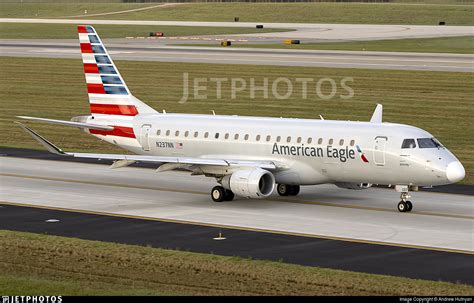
[417,138,442,149]
[215,133,220,139]
[157,130,161,136]
[266,135,271,142]
[339,139,344,146]
[175,131,179,137]
[276,136,281,143]
[184,131,189,137]
[204,132,209,138]
[244,134,249,141]
[256,135,261,141]
[287,136,291,143]
[234,134,239,140]
[350,140,355,146]
[297,137,302,143]
[225,133,229,139]
[194,131,198,138]
[307,137,312,144]
[329,139,333,145]
[402,139,416,149]
[318,138,323,145]
[166,130,170,136]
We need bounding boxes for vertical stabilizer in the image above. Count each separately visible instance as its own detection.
[78,25,157,116]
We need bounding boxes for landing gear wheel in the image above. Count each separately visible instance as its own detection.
[224,189,235,201]
[277,184,289,196]
[277,184,300,196]
[211,186,226,202]
[406,201,413,212]
[288,185,300,196]
[398,201,407,212]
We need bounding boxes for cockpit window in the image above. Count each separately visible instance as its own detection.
[417,138,443,149]
[401,139,416,149]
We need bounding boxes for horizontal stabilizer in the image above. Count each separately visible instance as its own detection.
[16,116,114,131]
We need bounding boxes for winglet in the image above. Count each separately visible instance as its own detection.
[370,104,383,123]
[14,121,66,155]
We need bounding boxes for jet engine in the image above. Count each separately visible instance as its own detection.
[221,168,275,199]
[334,182,372,190]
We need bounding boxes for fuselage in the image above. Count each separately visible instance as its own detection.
[86,113,465,187]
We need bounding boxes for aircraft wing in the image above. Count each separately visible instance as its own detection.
[16,122,280,170]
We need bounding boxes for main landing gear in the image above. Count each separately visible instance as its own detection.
[397,192,413,213]
[277,184,300,196]
[211,186,234,202]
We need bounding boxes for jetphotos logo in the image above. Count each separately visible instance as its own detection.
[1,296,62,303]
[271,143,370,164]
[178,73,355,103]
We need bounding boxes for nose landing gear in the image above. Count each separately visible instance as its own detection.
[397,192,413,212]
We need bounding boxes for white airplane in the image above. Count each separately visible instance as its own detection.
[16,25,465,213]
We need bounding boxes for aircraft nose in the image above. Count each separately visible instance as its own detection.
[446,161,465,183]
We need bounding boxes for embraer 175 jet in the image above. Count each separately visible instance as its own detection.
[16,25,465,213]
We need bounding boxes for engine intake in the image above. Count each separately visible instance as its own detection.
[221,168,275,199]
[335,182,372,190]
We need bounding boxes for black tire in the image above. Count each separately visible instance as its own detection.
[277,184,289,196]
[398,201,407,212]
[288,185,300,196]
[406,201,413,212]
[211,186,226,202]
[224,189,235,201]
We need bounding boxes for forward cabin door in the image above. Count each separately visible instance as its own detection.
[373,136,387,166]
[140,124,152,151]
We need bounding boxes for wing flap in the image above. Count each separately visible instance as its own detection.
[70,153,277,169]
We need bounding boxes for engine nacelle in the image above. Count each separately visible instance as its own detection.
[221,168,275,199]
[335,182,372,190]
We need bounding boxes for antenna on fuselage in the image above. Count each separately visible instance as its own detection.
[319,115,324,120]
[163,109,167,114]
[211,110,216,116]
[370,104,383,123]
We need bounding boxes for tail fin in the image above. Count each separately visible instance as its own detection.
[78,25,156,116]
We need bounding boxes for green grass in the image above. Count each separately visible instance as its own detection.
[0,57,473,184]
[0,23,289,39]
[0,230,472,295]
[0,275,175,296]
[0,3,155,18]
[0,3,473,25]
[192,36,474,54]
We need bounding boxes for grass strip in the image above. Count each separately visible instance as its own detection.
[0,230,473,295]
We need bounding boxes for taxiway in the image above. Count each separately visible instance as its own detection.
[1,40,472,72]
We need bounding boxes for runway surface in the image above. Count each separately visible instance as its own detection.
[1,156,473,253]
[1,40,473,72]
[1,18,473,41]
